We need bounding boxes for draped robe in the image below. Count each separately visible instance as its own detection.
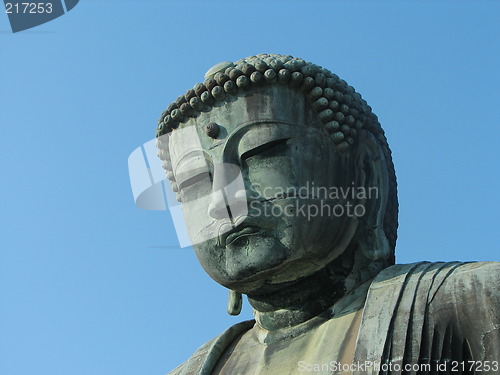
[169,262,500,375]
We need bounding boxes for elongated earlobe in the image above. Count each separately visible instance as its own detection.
[355,130,391,262]
[359,225,391,261]
[227,290,242,316]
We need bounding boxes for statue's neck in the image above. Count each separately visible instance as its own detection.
[247,257,383,332]
[247,268,346,331]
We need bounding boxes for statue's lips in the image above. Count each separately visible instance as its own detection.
[224,226,261,247]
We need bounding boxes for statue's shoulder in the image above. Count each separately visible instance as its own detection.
[375,260,499,282]
[440,260,500,280]
[375,260,498,281]
[430,261,500,298]
[369,261,499,303]
[356,261,499,366]
[168,319,254,375]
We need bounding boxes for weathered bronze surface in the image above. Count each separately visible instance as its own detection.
[156,54,499,375]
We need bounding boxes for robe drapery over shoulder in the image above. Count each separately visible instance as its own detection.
[169,262,500,375]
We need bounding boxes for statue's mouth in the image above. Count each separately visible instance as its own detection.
[224,226,261,247]
[216,214,275,248]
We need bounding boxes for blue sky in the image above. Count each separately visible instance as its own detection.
[1,1,499,375]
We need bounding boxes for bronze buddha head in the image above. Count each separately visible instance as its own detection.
[157,54,398,302]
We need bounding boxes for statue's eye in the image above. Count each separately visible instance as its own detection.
[175,158,214,202]
[178,171,212,191]
[240,138,289,161]
[172,150,213,193]
[177,171,213,203]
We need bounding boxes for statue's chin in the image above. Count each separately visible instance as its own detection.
[194,233,298,294]
[224,234,290,285]
[193,215,352,295]
[207,236,342,295]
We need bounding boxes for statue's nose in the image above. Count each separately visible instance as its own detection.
[208,163,248,221]
[208,191,230,220]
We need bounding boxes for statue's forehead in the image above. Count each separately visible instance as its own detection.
[169,86,321,157]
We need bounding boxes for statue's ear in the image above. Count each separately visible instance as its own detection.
[353,130,391,261]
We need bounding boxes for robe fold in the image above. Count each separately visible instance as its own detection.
[169,262,500,375]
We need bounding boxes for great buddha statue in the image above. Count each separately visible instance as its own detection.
[154,54,499,375]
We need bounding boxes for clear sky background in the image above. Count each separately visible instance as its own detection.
[1,1,499,375]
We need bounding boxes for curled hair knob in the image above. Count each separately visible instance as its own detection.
[205,122,220,139]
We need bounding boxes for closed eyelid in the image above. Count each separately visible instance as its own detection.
[239,138,291,161]
[236,125,310,160]
[173,151,212,185]
[177,170,211,191]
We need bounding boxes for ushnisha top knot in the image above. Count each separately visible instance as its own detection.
[156,54,386,154]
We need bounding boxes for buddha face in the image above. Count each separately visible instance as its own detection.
[168,86,358,294]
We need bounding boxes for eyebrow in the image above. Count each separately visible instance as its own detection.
[208,142,224,150]
[202,119,303,155]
